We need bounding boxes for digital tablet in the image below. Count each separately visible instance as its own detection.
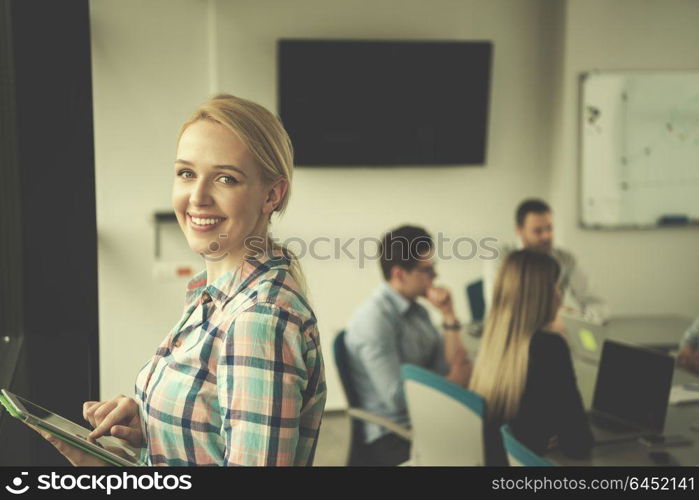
[0,389,144,466]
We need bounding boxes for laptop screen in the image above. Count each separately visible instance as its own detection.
[592,340,674,432]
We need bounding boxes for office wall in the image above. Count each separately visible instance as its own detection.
[90,0,211,402]
[91,0,563,408]
[548,0,699,319]
[213,0,563,408]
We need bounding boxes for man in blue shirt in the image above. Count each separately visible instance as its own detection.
[345,225,472,466]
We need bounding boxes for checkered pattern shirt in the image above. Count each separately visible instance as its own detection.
[135,252,326,466]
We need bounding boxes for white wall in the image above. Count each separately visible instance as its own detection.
[92,0,699,412]
[218,0,565,409]
[549,0,699,319]
[90,0,211,400]
[92,0,562,409]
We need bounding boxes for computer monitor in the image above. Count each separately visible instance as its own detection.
[592,340,674,433]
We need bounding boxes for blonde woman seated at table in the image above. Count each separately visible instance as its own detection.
[470,249,593,465]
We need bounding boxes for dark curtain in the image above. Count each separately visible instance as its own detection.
[0,0,99,466]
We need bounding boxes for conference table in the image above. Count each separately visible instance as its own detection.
[464,314,699,466]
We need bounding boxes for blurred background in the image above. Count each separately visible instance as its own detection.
[1,0,698,465]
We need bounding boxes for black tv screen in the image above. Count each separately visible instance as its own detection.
[278,39,492,167]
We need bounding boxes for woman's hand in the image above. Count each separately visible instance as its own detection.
[26,424,110,466]
[83,395,144,448]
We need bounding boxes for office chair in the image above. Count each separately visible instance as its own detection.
[401,364,486,465]
[465,279,485,337]
[500,424,553,466]
[333,330,411,466]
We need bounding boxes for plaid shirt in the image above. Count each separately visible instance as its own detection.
[135,252,326,466]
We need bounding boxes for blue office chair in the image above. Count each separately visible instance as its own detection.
[465,279,485,337]
[401,364,486,465]
[333,330,411,466]
[500,424,553,466]
[466,279,485,322]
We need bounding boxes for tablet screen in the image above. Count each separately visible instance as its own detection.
[11,393,142,465]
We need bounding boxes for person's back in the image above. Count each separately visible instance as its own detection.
[483,330,592,465]
[471,249,593,465]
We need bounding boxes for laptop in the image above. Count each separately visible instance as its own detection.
[564,315,606,362]
[588,340,675,444]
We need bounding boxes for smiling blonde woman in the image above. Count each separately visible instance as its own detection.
[33,94,327,466]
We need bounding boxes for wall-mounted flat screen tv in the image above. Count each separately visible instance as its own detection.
[278,39,492,167]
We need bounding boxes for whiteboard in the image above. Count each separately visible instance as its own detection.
[580,71,699,229]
